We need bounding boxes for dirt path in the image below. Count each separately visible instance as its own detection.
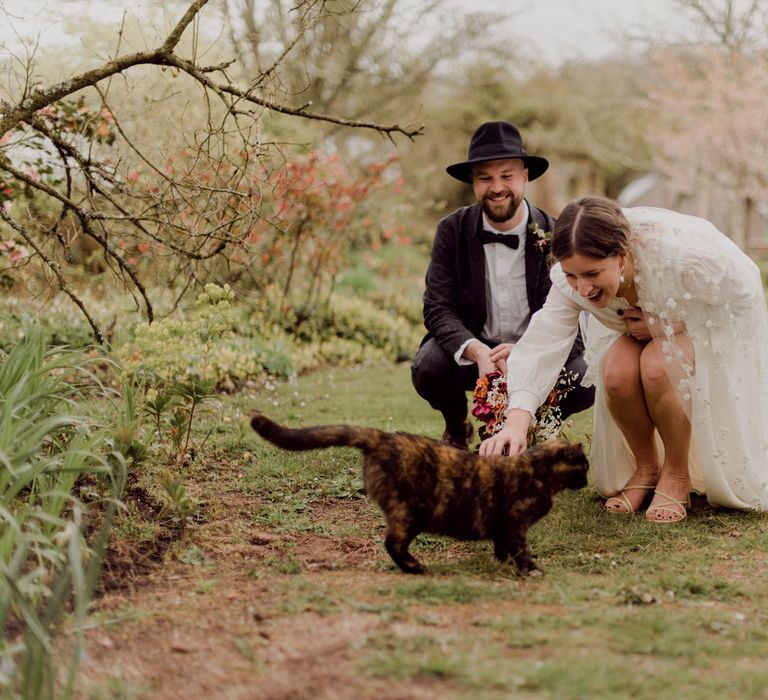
[76,477,510,699]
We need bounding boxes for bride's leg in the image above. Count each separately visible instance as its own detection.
[639,337,694,521]
[602,335,660,512]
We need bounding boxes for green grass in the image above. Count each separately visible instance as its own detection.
[86,677,153,700]
[220,361,768,699]
[77,360,768,699]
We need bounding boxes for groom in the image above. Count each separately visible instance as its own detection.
[411,121,595,449]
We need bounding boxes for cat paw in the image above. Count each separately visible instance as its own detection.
[394,560,427,575]
[523,567,544,578]
[402,565,427,575]
[514,558,542,577]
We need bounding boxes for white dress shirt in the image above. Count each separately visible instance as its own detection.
[455,202,531,364]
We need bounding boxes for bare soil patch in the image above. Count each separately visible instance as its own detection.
[75,491,481,700]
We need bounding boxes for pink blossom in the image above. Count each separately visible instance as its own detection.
[471,403,494,420]
[9,246,28,261]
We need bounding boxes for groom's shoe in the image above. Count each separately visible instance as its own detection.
[441,419,474,451]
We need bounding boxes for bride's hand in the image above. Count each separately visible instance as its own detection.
[478,409,531,457]
[623,308,651,342]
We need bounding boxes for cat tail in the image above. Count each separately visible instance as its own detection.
[250,411,381,451]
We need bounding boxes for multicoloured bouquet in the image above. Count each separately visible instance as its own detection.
[471,368,579,446]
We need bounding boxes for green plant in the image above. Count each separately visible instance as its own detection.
[118,284,230,462]
[158,469,197,532]
[169,378,217,463]
[143,389,176,444]
[112,380,151,470]
[0,318,126,699]
[117,283,235,388]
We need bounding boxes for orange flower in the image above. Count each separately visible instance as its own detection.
[472,376,489,400]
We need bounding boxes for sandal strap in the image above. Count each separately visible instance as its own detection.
[616,491,634,512]
[606,485,655,513]
[652,489,689,508]
[646,489,689,521]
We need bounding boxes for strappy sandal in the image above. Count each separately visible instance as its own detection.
[645,489,690,523]
[605,485,655,514]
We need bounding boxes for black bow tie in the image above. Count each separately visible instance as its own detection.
[480,229,519,249]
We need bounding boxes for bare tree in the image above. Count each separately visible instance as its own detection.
[676,0,768,51]
[0,0,423,344]
[223,0,495,143]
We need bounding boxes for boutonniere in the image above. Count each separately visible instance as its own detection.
[529,222,552,252]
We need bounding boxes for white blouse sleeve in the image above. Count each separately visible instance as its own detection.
[505,279,582,416]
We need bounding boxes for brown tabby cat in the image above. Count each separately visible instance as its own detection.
[250,412,588,575]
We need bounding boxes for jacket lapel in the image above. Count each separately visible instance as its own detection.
[524,202,550,313]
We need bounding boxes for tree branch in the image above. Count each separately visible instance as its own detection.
[165,53,423,139]
[0,0,422,141]
[0,208,107,345]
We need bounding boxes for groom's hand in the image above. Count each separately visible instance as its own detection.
[463,340,496,376]
[489,342,514,375]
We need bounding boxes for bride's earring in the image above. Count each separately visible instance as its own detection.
[619,266,625,287]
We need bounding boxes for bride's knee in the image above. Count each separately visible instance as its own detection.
[639,345,670,393]
[602,358,641,400]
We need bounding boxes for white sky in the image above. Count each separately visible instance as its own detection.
[0,0,695,66]
[0,0,184,47]
[489,0,695,64]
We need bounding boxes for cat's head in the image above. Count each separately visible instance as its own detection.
[532,439,589,491]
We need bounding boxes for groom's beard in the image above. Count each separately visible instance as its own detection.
[481,192,524,224]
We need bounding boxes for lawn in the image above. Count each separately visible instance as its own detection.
[75,362,768,700]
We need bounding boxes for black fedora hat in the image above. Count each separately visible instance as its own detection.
[446,121,549,184]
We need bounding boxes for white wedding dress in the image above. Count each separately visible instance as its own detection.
[505,207,768,510]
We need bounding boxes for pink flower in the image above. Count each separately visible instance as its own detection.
[9,246,29,261]
[471,403,494,420]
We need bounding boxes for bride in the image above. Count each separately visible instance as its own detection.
[480,196,768,522]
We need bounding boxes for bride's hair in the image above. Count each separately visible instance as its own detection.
[552,196,631,261]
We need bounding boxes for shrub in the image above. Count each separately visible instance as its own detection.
[116,283,423,393]
[245,290,423,370]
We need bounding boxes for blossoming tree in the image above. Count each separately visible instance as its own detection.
[649,0,768,249]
